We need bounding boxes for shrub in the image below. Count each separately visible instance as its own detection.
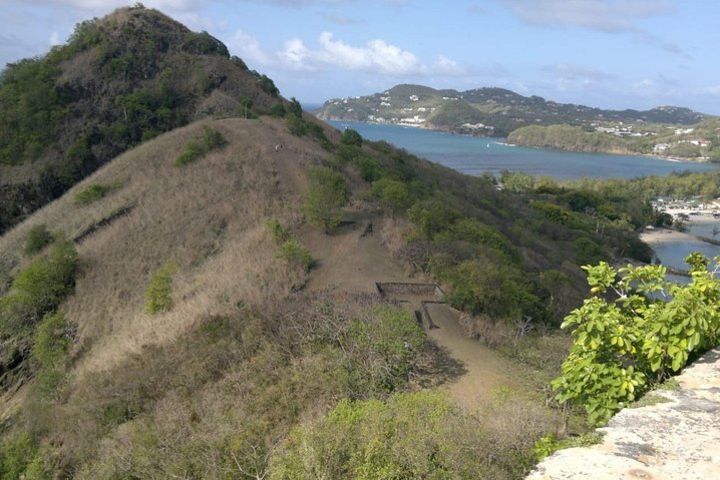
[33,311,71,370]
[408,201,461,239]
[268,392,488,479]
[340,128,363,147]
[356,155,383,182]
[278,238,313,272]
[0,241,78,334]
[266,218,290,243]
[288,97,302,118]
[370,178,413,213]
[302,167,350,233]
[24,224,54,255]
[434,218,516,259]
[268,103,286,117]
[552,258,720,425]
[144,262,177,314]
[74,183,116,205]
[257,74,279,97]
[441,258,539,319]
[175,127,227,166]
[286,115,307,137]
[0,433,39,480]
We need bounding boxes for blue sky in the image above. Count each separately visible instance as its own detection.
[2,0,720,113]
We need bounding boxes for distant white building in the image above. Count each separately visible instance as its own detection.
[654,143,670,152]
[675,128,695,135]
[409,95,419,102]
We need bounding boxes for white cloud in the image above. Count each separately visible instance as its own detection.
[230,29,464,77]
[501,0,673,33]
[49,31,61,45]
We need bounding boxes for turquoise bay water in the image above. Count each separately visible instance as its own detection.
[329,120,718,180]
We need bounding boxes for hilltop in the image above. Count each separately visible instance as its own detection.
[317,83,708,137]
[0,4,284,234]
[0,7,667,479]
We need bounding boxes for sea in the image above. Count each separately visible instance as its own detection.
[328,120,718,180]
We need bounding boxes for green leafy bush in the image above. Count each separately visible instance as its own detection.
[144,262,177,314]
[552,256,720,425]
[24,224,54,255]
[287,97,302,118]
[340,128,363,147]
[74,183,117,205]
[175,127,226,166]
[356,155,383,182]
[0,241,78,334]
[278,238,314,272]
[268,392,488,479]
[370,178,414,213]
[302,167,350,233]
[33,311,71,371]
[0,433,39,480]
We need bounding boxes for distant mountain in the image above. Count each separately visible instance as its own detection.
[0,5,283,233]
[317,84,708,137]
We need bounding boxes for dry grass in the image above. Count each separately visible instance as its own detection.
[0,116,329,379]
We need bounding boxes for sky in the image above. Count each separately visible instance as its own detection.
[2,0,720,113]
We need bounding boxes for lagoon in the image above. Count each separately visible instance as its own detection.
[329,121,719,180]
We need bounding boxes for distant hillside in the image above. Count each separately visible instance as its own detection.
[0,5,285,234]
[317,83,708,137]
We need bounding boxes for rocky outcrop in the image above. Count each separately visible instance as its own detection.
[528,348,720,480]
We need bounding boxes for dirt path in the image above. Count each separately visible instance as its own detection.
[304,219,525,410]
[425,303,521,409]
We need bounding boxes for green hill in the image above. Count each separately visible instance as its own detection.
[0,5,284,234]
[317,83,709,137]
[0,8,666,479]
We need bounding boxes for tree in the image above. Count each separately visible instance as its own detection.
[552,256,720,425]
[302,167,350,233]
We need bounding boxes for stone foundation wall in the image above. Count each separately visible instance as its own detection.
[527,348,720,480]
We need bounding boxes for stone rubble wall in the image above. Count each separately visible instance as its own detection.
[527,348,720,480]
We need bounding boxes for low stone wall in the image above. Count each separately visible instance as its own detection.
[375,282,445,301]
[527,348,720,480]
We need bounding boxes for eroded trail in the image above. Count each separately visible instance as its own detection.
[303,219,525,410]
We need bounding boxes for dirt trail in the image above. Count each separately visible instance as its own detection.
[304,219,524,410]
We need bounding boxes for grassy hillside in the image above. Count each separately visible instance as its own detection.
[0,9,662,479]
[0,4,285,234]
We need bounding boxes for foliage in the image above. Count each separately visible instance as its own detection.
[0,241,78,335]
[268,391,502,480]
[266,218,290,243]
[552,257,720,425]
[342,306,425,396]
[533,432,603,461]
[287,97,302,118]
[370,178,414,213]
[144,262,177,314]
[257,74,279,97]
[278,238,314,272]
[74,183,118,205]
[175,127,226,166]
[0,433,40,480]
[356,155,383,182]
[340,128,363,147]
[24,225,54,256]
[501,170,534,193]
[302,167,350,232]
[440,258,539,320]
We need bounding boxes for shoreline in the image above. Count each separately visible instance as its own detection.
[321,118,713,165]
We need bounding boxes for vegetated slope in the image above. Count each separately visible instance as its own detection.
[509,118,720,162]
[0,5,283,234]
[0,12,661,479]
[317,83,708,136]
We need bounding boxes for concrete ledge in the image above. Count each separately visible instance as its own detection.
[527,348,720,480]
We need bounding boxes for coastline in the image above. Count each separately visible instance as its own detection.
[321,118,713,165]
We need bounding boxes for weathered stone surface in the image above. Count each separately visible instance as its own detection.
[527,348,720,480]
